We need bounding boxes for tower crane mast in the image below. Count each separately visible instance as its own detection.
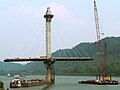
[94,0,101,42]
[94,0,108,81]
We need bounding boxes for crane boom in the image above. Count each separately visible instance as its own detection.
[94,0,107,79]
[94,0,101,41]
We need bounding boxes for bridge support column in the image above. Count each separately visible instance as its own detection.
[44,7,54,59]
[44,61,55,84]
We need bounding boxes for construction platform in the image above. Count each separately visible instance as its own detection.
[78,80,119,85]
[10,76,48,88]
[4,57,93,62]
[78,74,119,85]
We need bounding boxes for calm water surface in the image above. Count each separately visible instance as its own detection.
[0,75,120,90]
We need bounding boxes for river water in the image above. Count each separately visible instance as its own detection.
[0,75,120,90]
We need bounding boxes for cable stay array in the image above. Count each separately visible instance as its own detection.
[51,21,91,58]
[6,17,92,60]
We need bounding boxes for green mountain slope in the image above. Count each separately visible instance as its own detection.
[53,37,120,76]
[0,36,120,76]
[0,62,23,75]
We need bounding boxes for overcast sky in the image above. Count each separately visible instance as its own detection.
[0,0,120,61]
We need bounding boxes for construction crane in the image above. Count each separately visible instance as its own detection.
[94,0,110,81]
[79,1,118,85]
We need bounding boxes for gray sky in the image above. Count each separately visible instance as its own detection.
[0,0,120,61]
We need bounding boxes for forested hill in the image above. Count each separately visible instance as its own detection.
[52,36,120,76]
[0,36,120,76]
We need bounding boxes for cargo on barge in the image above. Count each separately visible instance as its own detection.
[10,76,47,88]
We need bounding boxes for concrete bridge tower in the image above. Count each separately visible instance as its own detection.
[44,7,55,84]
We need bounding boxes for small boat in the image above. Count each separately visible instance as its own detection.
[19,75,26,77]
[6,73,13,77]
[13,74,25,78]
[10,75,46,88]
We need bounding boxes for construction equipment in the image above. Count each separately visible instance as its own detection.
[78,0,118,85]
[94,0,109,80]
[94,0,119,83]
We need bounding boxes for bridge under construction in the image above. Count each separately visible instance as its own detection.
[4,7,93,85]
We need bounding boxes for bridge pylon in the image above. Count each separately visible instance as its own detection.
[44,7,55,84]
[44,7,53,59]
[44,61,55,84]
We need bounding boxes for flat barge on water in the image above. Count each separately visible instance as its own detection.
[78,80,119,85]
[10,76,47,88]
[78,74,119,85]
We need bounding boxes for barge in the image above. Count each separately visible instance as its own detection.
[78,80,119,85]
[10,76,47,88]
[78,74,119,85]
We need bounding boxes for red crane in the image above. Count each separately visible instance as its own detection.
[94,0,110,81]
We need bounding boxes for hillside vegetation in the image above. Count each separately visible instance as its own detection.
[0,37,120,76]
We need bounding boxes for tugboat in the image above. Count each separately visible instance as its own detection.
[10,75,46,88]
[78,0,119,85]
[0,80,4,90]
